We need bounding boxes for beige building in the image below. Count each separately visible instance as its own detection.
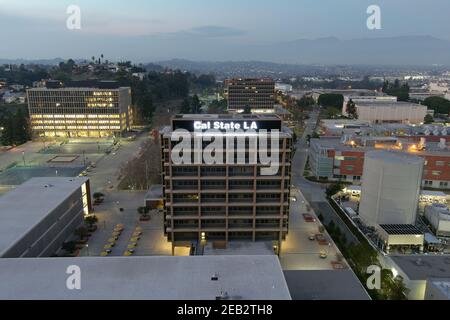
[27,83,132,138]
[349,101,428,124]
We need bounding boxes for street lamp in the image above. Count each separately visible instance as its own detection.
[86,244,89,256]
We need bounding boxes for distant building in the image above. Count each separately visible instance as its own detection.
[225,78,275,112]
[27,80,133,138]
[424,204,450,237]
[275,83,293,93]
[345,100,428,124]
[309,136,450,189]
[0,177,91,258]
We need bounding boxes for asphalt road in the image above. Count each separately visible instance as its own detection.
[291,107,360,245]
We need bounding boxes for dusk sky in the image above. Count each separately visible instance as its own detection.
[1,0,450,62]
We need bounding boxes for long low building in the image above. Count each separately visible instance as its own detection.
[27,81,133,138]
[0,255,291,300]
[309,136,450,190]
[344,100,428,124]
[0,177,91,258]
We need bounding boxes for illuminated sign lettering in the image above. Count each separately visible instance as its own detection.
[193,121,258,131]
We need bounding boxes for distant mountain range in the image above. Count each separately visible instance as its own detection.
[2,35,450,68]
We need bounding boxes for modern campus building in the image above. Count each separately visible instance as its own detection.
[225,78,275,112]
[309,136,450,190]
[0,177,91,258]
[27,80,133,138]
[160,114,293,253]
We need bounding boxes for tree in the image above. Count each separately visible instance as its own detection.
[61,241,77,253]
[424,114,434,124]
[179,98,191,113]
[190,94,202,113]
[318,94,344,109]
[74,226,89,240]
[326,182,343,198]
[208,99,227,114]
[423,96,450,115]
[84,215,98,228]
[137,206,150,217]
[382,79,410,102]
[346,99,358,119]
[93,192,104,200]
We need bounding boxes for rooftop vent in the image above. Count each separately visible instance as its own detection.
[211,273,219,281]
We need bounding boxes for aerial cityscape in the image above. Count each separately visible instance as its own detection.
[1,0,450,307]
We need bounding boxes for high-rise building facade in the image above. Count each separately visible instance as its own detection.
[160,114,292,253]
[225,78,275,112]
[27,81,132,138]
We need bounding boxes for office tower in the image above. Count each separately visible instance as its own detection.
[160,114,292,253]
[225,78,275,112]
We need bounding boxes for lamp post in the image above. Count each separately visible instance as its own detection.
[86,244,89,256]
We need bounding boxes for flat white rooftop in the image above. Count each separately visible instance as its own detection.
[0,256,291,300]
[391,255,450,280]
[0,177,88,256]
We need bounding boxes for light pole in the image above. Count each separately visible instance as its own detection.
[86,244,89,256]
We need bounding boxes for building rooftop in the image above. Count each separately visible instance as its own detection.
[0,177,88,257]
[427,279,450,299]
[355,101,426,108]
[283,270,370,300]
[390,255,450,281]
[379,224,423,235]
[311,136,450,156]
[0,256,291,300]
[366,150,424,165]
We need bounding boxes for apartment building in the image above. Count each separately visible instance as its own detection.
[309,136,450,190]
[160,114,293,253]
[27,81,132,138]
[225,78,275,112]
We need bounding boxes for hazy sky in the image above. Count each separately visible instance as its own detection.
[1,0,450,61]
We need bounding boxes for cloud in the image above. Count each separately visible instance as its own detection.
[187,25,246,38]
